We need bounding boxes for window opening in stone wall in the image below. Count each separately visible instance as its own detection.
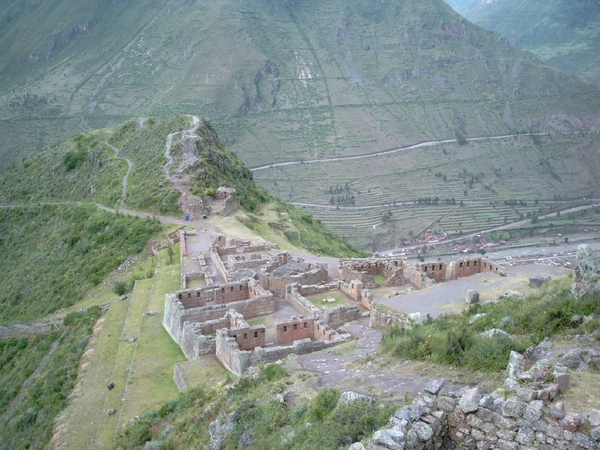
[254,331,258,338]
[460,262,463,268]
[188,293,191,298]
[304,322,307,328]
[283,326,287,332]
[244,333,248,340]
[293,324,298,331]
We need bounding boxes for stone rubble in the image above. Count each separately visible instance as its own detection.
[349,352,600,450]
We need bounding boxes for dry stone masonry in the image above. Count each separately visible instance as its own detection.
[355,353,600,450]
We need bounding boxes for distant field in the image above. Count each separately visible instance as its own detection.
[255,133,600,250]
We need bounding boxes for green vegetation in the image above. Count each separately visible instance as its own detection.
[381,277,599,372]
[0,204,162,322]
[0,332,61,416]
[0,307,100,450]
[114,373,393,450]
[107,115,190,214]
[189,119,271,212]
[462,0,600,85]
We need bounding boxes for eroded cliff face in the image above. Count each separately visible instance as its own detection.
[572,244,600,298]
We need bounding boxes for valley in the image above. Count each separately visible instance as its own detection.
[1,0,600,448]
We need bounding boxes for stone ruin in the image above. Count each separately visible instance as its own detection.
[165,234,358,377]
[449,256,505,279]
[572,244,600,298]
[340,257,407,289]
[350,348,600,450]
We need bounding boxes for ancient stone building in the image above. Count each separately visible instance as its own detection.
[339,257,406,288]
[449,257,504,279]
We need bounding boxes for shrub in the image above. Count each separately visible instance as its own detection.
[261,363,288,382]
[310,387,340,421]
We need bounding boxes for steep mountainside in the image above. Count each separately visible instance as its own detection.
[1,0,600,171]
[462,0,600,86]
[444,0,477,10]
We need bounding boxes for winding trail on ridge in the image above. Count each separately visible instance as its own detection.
[104,140,133,204]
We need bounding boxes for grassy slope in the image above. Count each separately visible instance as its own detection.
[1,0,599,171]
[462,0,600,85]
[3,0,600,250]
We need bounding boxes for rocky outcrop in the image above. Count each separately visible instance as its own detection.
[572,244,600,298]
[354,353,600,450]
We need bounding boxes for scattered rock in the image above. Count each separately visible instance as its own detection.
[337,391,376,408]
[107,382,115,390]
[107,408,116,416]
[529,276,551,288]
[572,244,600,298]
[459,388,482,413]
[423,379,445,395]
[506,351,526,379]
[498,290,524,300]
[238,430,254,450]
[466,290,479,304]
[469,313,486,325]
[560,350,583,369]
[479,328,516,341]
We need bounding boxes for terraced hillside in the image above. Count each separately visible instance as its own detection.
[2,0,600,250]
[1,0,600,171]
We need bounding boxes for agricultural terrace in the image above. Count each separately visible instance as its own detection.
[254,133,600,250]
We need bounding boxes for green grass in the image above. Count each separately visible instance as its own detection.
[380,277,599,372]
[113,373,394,450]
[305,291,365,310]
[0,308,101,450]
[0,204,162,322]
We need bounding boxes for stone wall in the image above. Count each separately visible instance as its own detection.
[358,351,600,450]
[284,283,321,318]
[450,257,505,279]
[173,363,187,393]
[322,305,361,329]
[210,250,230,282]
[216,331,353,376]
[369,302,408,328]
[340,279,373,310]
[259,261,329,297]
[163,293,276,356]
[340,258,406,288]
[175,279,272,308]
[227,253,267,271]
[572,244,600,298]
[276,316,315,345]
[216,329,251,376]
[180,321,217,360]
[221,193,240,217]
[414,261,447,282]
[213,237,278,256]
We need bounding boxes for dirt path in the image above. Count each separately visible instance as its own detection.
[104,140,133,204]
[288,317,464,400]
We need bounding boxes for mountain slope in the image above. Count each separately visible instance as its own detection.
[1,0,600,171]
[462,0,600,86]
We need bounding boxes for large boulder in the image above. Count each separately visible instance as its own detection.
[572,244,600,298]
